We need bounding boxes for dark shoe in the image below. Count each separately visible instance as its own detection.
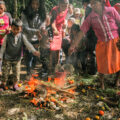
[0,83,8,90]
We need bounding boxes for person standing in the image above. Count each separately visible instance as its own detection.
[49,0,69,73]
[0,1,10,73]
[69,0,120,89]
[21,0,46,77]
[0,19,40,90]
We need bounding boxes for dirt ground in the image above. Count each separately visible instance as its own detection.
[0,61,120,120]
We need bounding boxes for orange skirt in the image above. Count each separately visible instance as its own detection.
[96,37,120,74]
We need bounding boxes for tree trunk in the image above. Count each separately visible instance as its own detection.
[22,0,25,9]
[14,0,18,18]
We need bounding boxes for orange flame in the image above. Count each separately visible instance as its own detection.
[47,88,56,95]
[48,77,52,82]
[25,75,40,96]
[68,89,75,94]
[30,98,39,106]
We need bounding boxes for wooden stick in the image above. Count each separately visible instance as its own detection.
[63,86,77,91]
[38,81,75,97]
[63,84,77,89]
[103,98,118,106]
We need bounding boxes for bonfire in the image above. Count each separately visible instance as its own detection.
[24,64,77,110]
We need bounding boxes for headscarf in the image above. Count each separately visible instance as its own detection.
[105,0,111,7]
[114,3,120,14]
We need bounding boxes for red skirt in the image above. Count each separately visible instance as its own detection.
[96,37,120,74]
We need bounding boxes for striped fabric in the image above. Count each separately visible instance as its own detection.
[81,6,120,42]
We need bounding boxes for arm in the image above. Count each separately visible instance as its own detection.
[51,22,59,35]
[74,31,85,48]
[21,13,39,34]
[5,12,13,25]
[68,31,85,55]
[22,34,40,56]
[39,22,46,30]
[50,9,59,35]
[69,15,91,55]
[0,36,7,59]
[22,34,36,53]
[112,7,120,25]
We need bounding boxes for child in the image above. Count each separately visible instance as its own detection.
[62,17,75,59]
[0,19,40,90]
[67,24,87,73]
[66,17,75,35]
[72,8,81,26]
[0,1,9,46]
[0,1,10,73]
[49,0,69,73]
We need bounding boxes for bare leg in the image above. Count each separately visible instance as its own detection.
[115,71,120,87]
[99,73,105,90]
[49,51,53,74]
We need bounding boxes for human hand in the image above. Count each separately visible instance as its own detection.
[37,30,42,41]
[49,38,53,42]
[53,30,59,35]
[68,45,76,56]
[62,24,66,29]
[41,27,48,36]
[33,51,40,57]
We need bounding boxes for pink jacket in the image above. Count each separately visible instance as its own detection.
[0,13,9,45]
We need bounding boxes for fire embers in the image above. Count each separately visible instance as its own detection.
[31,98,50,108]
[31,97,61,110]
[24,71,76,111]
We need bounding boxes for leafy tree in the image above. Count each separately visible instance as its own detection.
[3,0,120,18]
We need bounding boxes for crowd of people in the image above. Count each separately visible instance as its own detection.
[0,0,120,90]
